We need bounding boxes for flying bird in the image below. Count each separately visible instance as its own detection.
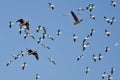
[105,46,110,52]
[41,44,50,49]
[9,21,13,28]
[71,11,83,25]
[102,72,107,79]
[76,55,84,61]
[6,60,12,66]
[105,29,110,37]
[104,16,110,23]
[21,62,27,70]
[108,75,112,80]
[49,2,54,10]
[72,34,78,42]
[111,1,116,7]
[86,4,95,12]
[16,19,30,30]
[85,67,90,74]
[27,49,39,60]
[111,67,115,75]
[82,43,90,51]
[98,53,103,61]
[90,14,95,20]
[92,54,97,62]
[37,37,43,44]
[89,28,95,36]
[20,50,25,57]
[36,25,42,32]
[48,58,56,65]
[83,35,90,43]
[35,73,40,80]
[56,29,62,35]
[12,54,20,60]
[110,17,116,25]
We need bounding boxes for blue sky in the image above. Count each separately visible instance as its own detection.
[0,0,120,80]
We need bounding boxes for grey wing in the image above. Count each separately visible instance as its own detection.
[71,11,79,22]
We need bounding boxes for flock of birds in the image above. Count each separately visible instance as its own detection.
[4,0,119,80]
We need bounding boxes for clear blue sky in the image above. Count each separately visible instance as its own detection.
[0,0,119,80]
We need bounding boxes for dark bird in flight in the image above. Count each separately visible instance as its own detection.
[16,19,30,30]
[76,55,84,61]
[12,54,20,60]
[48,58,56,65]
[110,17,116,25]
[92,54,97,62]
[35,73,40,80]
[21,62,27,70]
[90,14,95,20]
[98,53,103,61]
[37,37,43,44]
[85,67,90,74]
[104,16,110,23]
[20,50,25,57]
[36,25,42,32]
[89,28,95,36]
[111,1,116,7]
[102,72,107,79]
[111,67,115,75]
[49,2,54,10]
[105,46,110,52]
[105,29,110,37]
[82,43,90,51]
[56,29,62,35]
[71,11,83,25]
[6,60,12,66]
[41,44,50,49]
[9,21,13,28]
[86,4,95,12]
[108,75,112,80]
[83,35,90,43]
[72,34,78,42]
[27,49,39,60]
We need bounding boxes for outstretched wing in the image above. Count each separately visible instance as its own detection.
[33,52,39,60]
[71,11,79,22]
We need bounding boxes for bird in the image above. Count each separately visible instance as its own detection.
[111,1,116,7]
[47,34,54,41]
[83,35,90,43]
[24,32,35,39]
[9,21,13,28]
[27,49,39,60]
[90,14,95,20]
[21,62,27,70]
[16,19,30,30]
[98,53,103,61]
[92,54,97,62]
[36,25,42,32]
[105,46,110,52]
[111,67,115,75]
[56,29,62,35]
[35,73,40,80]
[20,50,25,57]
[85,67,90,74]
[72,34,78,42]
[37,37,43,44]
[41,33,47,39]
[77,7,84,15]
[76,55,84,61]
[102,72,107,79]
[105,29,110,37]
[41,44,50,49]
[6,60,12,66]
[89,28,95,36]
[110,17,116,25]
[48,58,56,65]
[18,26,24,34]
[86,4,95,12]
[71,11,83,25]
[82,43,90,51]
[104,16,110,23]
[49,2,54,10]
[108,75,112,80]
[12,54,20,60]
